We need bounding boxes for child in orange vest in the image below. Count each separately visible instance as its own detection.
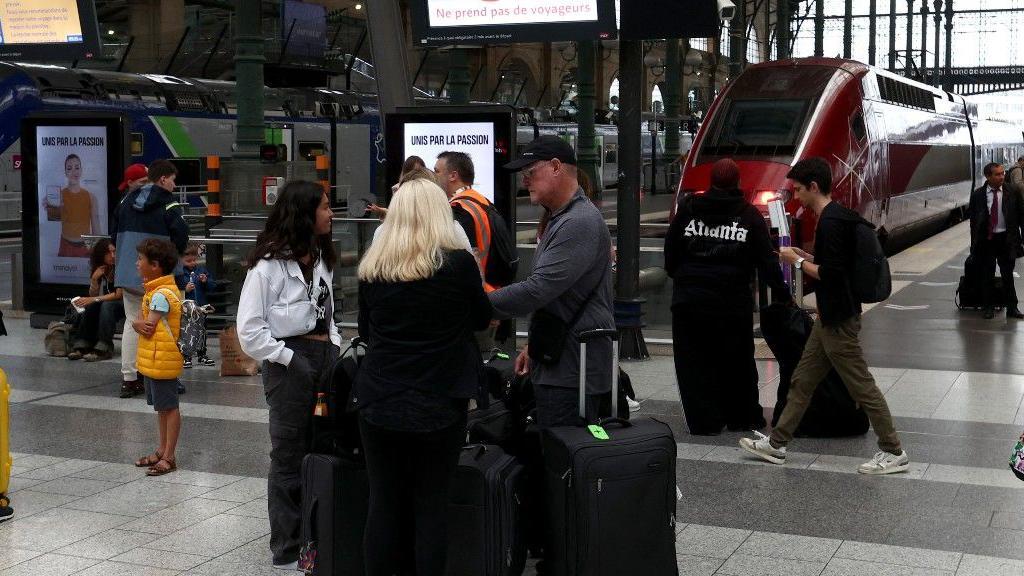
[131,238,183,477]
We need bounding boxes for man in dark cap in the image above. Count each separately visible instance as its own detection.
[664,158,789,435]
[489,136,615,426]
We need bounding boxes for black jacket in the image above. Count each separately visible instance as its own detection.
[664,188,789,315]
[969,184,1024,258]
[355,249,492,408]
[812,202,865,326]
[110,183,189,292]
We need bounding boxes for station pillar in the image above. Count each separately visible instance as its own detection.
[448,49,471,104]
[576,40,599,199]
[663,38,681,178]
[615,40,648,360]
[233,0,265,159]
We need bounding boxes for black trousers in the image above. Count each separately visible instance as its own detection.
[72,300,124,352]
[360,415,465,576]
[671,307,765,435]
[978,232,1018,309]
[262,338,338,565]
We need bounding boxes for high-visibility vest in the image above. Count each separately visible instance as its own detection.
[451,188,497,292]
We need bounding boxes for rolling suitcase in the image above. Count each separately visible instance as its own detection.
[299,454,369,576]
[446,444,527,576]
[299,339,370,576]
[541,329,678,576]
[760,303,870,438]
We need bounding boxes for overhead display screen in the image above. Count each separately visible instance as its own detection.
[410,0,617,45]
[0,0,100,60]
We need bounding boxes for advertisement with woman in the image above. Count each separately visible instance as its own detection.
[36,125,109,284]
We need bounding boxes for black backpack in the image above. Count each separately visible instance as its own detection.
[455,196,519,287]
[851,220,892,303]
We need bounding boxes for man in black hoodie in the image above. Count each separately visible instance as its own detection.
[665,158,789,435]
[740,157,910,475]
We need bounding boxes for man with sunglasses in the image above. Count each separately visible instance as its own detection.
[489,136,615,427]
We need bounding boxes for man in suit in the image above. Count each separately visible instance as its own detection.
[969,162,1024,319]
[1008,157,1024,195]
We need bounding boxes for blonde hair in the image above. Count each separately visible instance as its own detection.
[398,166,440,187]
[358,179,462,282]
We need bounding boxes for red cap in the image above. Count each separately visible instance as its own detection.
[118,163,148,192]
[710,158,740,190]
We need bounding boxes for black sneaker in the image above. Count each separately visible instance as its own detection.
[120,379,141,398]
[198,355,215,366]
[183,357,193,369]
[0,494,13,523]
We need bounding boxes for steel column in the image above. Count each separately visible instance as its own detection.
[233,0,264,159]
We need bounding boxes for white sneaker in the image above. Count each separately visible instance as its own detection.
[626,396,642,412]
[738,431,787,465]
[858,450,910,475]
[273,560,298,571]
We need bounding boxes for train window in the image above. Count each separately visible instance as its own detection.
[299,141,326,161]
[851,112,867,142]
[605,145,618,164]
[168,159,203,188]
[130,133,144,156]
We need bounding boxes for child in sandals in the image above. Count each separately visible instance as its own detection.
[131,239,184,477]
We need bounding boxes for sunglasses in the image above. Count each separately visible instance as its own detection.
[522,160,554,180]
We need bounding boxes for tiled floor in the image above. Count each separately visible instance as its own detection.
[5,221,1024,574]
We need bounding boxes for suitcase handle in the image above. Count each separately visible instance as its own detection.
[598,417,633,429]
[578,328,618,343]
[578,328,619,422]
[461,444,488,460]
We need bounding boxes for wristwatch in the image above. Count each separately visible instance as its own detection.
[794,257,806,270]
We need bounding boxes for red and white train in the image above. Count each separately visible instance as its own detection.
[676,57,1024,249]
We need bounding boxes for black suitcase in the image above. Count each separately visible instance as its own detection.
[760,302,870,438]
[446,444,527,576]
[299,453,369,576]
[540,329,678,576]
[955,255,1003,310]
[299,338,370,576]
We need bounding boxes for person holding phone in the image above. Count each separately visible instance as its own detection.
[68,239,124,362]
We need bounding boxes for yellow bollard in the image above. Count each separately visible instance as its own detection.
[0,368,9,497]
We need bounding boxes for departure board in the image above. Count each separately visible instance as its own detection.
[0,0,99,60]
[0,0,84,45]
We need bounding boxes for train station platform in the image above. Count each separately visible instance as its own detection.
[4,221,1024,575]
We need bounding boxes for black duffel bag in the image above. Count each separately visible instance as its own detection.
[760,302,869,438]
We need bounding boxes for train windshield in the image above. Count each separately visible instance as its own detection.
[701,99,810,155]
[697,64,836,162]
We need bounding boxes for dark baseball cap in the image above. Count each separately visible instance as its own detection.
[503,135,578,171]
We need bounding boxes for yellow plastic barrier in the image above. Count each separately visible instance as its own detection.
[0,368,9,496]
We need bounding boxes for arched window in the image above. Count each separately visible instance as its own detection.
[746,25,761,64]
[609,77,619,111]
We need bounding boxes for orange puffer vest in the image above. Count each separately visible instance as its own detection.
[137,275,183,380]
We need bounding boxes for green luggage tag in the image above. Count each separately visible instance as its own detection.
[588,425,609,440]
[496,352,510,360]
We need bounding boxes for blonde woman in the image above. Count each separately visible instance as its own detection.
[355,178,492,576]
[369,167,472,248]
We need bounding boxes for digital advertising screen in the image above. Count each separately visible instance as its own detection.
[0,0,101,60]
[385,106,516,225]
[404,122,496,201]
[35,125,109,284]
[619,0,719,41]
[21,114,128,313]
[410,0,617,45]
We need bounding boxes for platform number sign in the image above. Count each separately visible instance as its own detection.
[13,155,21,170]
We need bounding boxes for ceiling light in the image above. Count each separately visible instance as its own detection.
[108,29,115,35]
[354,3,362,9]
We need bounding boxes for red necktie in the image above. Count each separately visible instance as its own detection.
[990,188,1000,240]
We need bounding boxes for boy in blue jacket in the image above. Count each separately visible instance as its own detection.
[175,242,215,368]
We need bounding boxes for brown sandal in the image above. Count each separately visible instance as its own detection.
[134,452,162,468]
[146,458,176,476]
